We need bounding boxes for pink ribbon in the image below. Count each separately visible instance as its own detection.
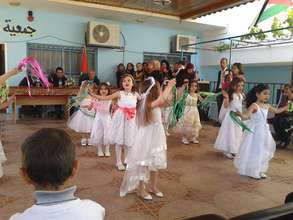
[119,106,136,120]
[18,57,50,96]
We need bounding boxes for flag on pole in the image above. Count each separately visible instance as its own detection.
[81,47,88,74]
[257,0,293,24]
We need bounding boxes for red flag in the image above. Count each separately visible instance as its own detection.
[81,47,88,74]
[268,0,293,5]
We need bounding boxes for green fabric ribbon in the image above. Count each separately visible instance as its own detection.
[229,111,254,133]
[288,102,293,112]
[169,86,188,127]
[199,92,221,110]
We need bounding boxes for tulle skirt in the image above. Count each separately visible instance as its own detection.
[108,109,137,147]
[90,112,111,145]
[234,122,276,178]
[120,122,167,197]
[214,110,243,154]
[67,109,94,133]
[178,106,202,138]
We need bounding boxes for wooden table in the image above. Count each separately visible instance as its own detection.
[9,87,79,123]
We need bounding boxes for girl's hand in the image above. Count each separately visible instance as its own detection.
[168,79,176,87]
[235,111,242,117]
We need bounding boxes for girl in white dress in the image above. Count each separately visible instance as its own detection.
[179,80,203,145]
[89,83,112,157]
[214,77,245,159]
[90,74,140,171]
[67,81,95,146]
[234,84,288,179]
[120,78,176,200]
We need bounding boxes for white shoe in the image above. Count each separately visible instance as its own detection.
[182,137,189,145]
[117,163,125,171]
[224,153,234,159]
[138,193,152,200]
[165,131,170,136]
[81,138,87,146]
[260,172,267,178]
[191,137,199,144]
[149,190,164,198]
[97,151,104,157]
[105,151,111,157]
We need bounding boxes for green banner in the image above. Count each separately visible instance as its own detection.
[258,5,289,23]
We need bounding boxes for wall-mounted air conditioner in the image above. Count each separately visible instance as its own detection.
[171,35,196,53]
[86,21,120,48]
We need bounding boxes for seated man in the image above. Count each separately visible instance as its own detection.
[79,70,100,86]
[49,67,67,87]
[49,67,67,119]
[9,128,105,220]
[272,84,293,148]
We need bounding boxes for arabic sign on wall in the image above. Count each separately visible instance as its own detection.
[2,19,36,37]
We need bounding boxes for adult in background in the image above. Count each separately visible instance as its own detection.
[49,67,67,87]
[161,60,172,80]
[125,63,135,76]
[215,58,230,115]
[79,70,100,86]
[116,63,125,87]
[232,62,246,81]
[176,63,196,88]
[142,62,148,74]
[272,84,293,148]
[134,63,144,81]
[49,67,67,119]
[145,60,164,84]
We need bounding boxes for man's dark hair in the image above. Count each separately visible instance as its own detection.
[56,67,64,72]
[21,128,76,189]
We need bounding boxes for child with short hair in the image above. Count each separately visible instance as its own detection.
[9,128,105,220]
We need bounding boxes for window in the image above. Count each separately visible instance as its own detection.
[27,43,96,81]
[143,51,191,67]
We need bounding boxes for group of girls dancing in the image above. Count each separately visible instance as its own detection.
[67,74,204,200]
[215,77,288,179]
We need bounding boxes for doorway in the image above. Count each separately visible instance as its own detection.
[0,44,6,75]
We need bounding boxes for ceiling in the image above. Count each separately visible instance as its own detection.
[71,0,256,19]
[2,0,227,33]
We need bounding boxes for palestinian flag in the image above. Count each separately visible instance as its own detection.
[257,0,293,24]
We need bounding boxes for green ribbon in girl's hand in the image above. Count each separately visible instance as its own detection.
[229,111,254,133]
[288,102,293,112]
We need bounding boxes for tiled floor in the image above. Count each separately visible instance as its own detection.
[1,118,293,220]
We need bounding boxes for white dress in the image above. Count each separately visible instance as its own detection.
[90,100,111,145]
[109,91,137,147]
[0,140,7,178]
[120,108,167,197]
[214,93,243,154]
[67,98,95,133]
[234,104,276,179]
[178,94,202,138]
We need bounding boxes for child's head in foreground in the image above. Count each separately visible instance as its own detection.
[20,128,78,191]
